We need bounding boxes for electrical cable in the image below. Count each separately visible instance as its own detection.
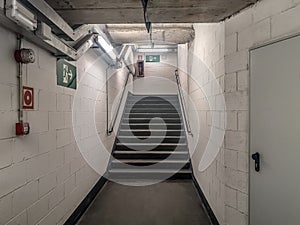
[141,0,154,47]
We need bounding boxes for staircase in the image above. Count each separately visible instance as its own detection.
[108,94,192,180]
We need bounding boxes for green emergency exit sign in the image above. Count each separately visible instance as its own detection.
[57,59,77,89]
[146,55,160,63]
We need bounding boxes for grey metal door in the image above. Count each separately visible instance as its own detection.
[250,35,300,225]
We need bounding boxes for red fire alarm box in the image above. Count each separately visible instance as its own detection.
[16,122,30,136]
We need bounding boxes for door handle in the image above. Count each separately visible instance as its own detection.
[252,152,260,172]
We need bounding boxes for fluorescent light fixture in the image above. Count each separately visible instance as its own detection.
[138,45,177,49]
[6,0,37,31]
[137,48,174,53]
[96,36,113,52]
[95,35,117,61]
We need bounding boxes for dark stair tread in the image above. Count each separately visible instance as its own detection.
[111,159,190,163]
[119,129,184,132]
[116,143,187,146]
[117,136,185,138]
[113,150,188,154]
[110,94,191,180]
[121,123,182,125]
[109,168,191,173]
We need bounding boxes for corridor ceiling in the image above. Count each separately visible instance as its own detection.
[106,24,195,45]
[44,0,258,25]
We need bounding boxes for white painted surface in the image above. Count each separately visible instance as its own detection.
[250,34,300,225]
[183,1,300,225]
[0,24,130,224]
[186,23,226,224]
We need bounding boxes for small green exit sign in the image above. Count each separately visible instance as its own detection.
[57,59,77,89]
[146,55,160,63]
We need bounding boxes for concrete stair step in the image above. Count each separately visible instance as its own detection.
[113,150,189,160]
[110,159,191,169]
[122,118,182,123]
[108,168,192,180]
[120,124,183,130]
[117,136,186,143]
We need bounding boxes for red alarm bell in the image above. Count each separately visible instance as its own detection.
[14,48,35,64]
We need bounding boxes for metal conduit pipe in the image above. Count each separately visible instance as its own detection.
[16,35,24,122]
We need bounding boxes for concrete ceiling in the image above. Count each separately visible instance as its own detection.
[44,0,258,25]
[106,24,195,45]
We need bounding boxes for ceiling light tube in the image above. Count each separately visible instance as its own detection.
[137,48,173,53]
[95,35,117,61]
[6,0,37,31]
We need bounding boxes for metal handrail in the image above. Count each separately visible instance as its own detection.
[107,59,134,135]
[107,72,131,134]
[175,70,193,136]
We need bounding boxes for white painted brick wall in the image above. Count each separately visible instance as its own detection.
[6,210,27,225]
[12,181,38,216]
[0,84,12,111]
[237,70,248,91]
[223,1,300,223]
[224,73,236,93]
[0,139,13,169]
[39,90,56,112]
[271,3,300,38]
[48,184,64,209]
[0,111,17,139]
[26,154,50,181]
[38,172,57,198]
[188,1,300,225]
[1,0,299,224]
[0,162,27,198]
[225,206,248,225]
[0,24,129,225]
[225,131,248,152]
[225,50,248,74]
[187,23,226,224]
[225,33,238,56]
[225,185,237,209]
[27,195,49,225]
[238,18,271,50]
[0,193,13,224]
[14,135,39,162]
[39,131,56,154]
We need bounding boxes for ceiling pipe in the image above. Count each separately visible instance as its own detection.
[22,0,76,41]
[1,0,112,60]
[0,0,116,61]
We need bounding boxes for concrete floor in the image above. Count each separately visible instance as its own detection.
[77,180,211,225]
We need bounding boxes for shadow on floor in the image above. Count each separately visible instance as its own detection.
[77,180,212,225]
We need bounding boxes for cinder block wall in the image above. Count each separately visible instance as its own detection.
[177,44,189,92]
[187,23,226,224]
[0,25,129,225]
[184,0,300,225]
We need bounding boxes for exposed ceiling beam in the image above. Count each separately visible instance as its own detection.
[44,0,258,25]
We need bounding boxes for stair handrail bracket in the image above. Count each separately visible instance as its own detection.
[174,69,193,136]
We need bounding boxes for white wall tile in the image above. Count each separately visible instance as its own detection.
[27,195,49,225]
[39,172,57,198]
[12,181,38,216]
[0,162,27,198]
[0,193,13,224]
[0,139,13,169]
